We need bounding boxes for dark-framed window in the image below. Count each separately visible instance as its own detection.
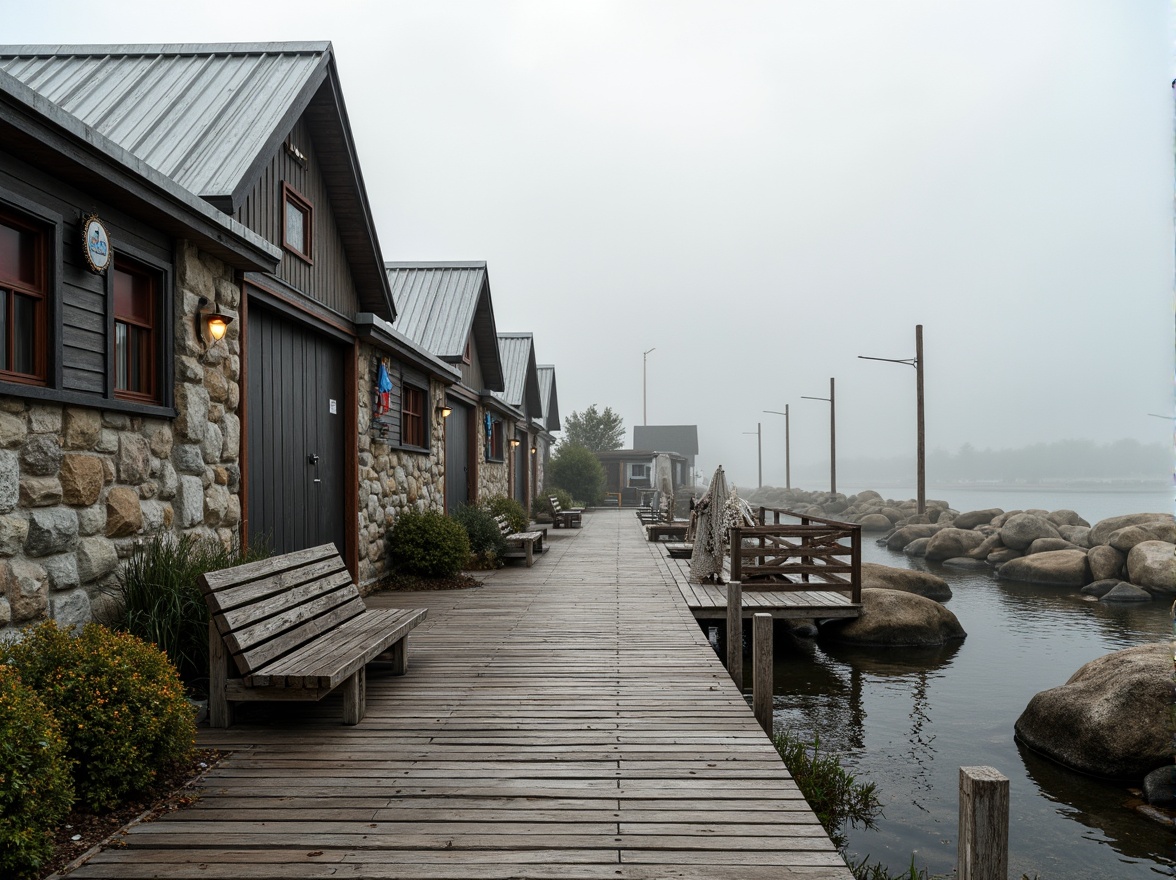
[282,183,313,263]
[402,384,426,448]
[0,207,49,385]
[485,416,503,462]
[462,338,471,364]
[112,257,160,403]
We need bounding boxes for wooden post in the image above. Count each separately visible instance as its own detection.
[784,403,790,491]
[753,613,773,735]
[958,766,1009,880]
[726,580,742,690]
[829,377,836,495]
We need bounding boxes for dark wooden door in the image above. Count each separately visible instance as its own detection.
[246,303,346,556]
[445,399,471,513]
[513,430,527,505]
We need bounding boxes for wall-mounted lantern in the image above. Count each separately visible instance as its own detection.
[197,297,233,347]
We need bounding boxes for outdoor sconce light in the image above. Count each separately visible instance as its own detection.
[509,438,521,449]
[530,445,537,454]
[439,405,452,418]
[197,297,233,346]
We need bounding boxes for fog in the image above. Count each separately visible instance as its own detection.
[9,1,1174,490]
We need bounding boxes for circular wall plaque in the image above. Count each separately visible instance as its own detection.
[82,215,111,273]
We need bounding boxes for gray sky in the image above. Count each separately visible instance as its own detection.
[7,1,1173,490]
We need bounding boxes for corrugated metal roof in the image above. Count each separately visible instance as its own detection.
[0,43,329,202]
[494,334,532,408]
[387,263,486,357]
[536,365,560,432]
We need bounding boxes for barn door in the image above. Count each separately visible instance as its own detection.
[246,303,346,555]
[445,399,471,513]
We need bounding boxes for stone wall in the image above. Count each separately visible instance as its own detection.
[0,242,242,639]
[477,408,510,501]
[356,346,445,588]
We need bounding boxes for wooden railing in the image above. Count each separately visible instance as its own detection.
[727,506,861,602]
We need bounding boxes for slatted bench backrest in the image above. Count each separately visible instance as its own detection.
[197,544,365,678]
[494,514,513,537]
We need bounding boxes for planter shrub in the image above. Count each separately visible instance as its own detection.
[388,510,470,577]
[484,495,528,535]
[1,622,196,812]
[0,665,74,879]
[452,504,506,565]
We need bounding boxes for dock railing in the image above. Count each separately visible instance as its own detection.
[727,506,862,603]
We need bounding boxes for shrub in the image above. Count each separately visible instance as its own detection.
[388,510,470,577]
[530,495,551,523]
[110,533,270,692]
[452,504,506,564]
[1,622,196,812]
[483,495,528,535]
[772,730,880,850]
[548,443,606,505]
[0,666,74,879]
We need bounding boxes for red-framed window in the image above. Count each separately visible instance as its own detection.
[282,183,313,263]
[113,258,159,403]
[0,209,48,384]
[485,417,503,461]
[402,385,426,448]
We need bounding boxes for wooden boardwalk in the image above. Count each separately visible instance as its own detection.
[68,509,852,880]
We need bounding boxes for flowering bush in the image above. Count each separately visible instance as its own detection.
[0,665,73,878]
[1,622,195,811]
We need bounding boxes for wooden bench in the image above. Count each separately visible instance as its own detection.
[548,496,583,529]
[647,522,689,542]
[197,544,426,729]
[494,515,546,567]
[665,541,693,559]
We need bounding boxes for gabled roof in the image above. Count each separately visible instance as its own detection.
[0,67,279,271]
[633,425,700,457]
[0,42,394,319]
[493,333,542,415]
[387,262,504,391]
[535,365,560,433]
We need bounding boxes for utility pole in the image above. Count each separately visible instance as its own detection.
[643,347,655,426]
[859,324,925,514]
[763,405,790,490]
[742,423,763,488]
[802,379,836,494]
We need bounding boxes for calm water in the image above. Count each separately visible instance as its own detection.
[764,487,1175,879]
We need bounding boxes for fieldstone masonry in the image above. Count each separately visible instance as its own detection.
[0,242,243,640]
[356,347,447,588]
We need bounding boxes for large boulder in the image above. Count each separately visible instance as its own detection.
[1109,521,1176,553]
[1125,541,1176,595]
[886,524,941,551]
[1047,509,1089,528]
[820,588,965,646]
[903,538,930,558]
[1080,579,1120,597]
[1089,513,1175,548]
[1026,537,1078,555]
[859,513,893,531]
[924,528,987,561]
[1015,643,1172,779]
[1099,582,1152,603]
[986,547,1022,566]
[1087,544,1125,581]
[953,508,1003,530]
[999,513,1061,551]
[860,562,952,601]
[965,533,1005,559]
[1057,525,1091,548]
[997,549,1090,587]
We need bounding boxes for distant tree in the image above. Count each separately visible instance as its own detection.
[563,405,625,452]
[548,443,606,505]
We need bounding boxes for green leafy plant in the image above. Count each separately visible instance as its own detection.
[452,503,506,566]
[483,495,528,535]
[109,532,270,691]
[772,730,881,850]
[548,443,606,505]
[388,510,470,577]
[2,622,195,812]
[0,665,74,879]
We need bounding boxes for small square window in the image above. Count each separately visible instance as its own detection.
[282,184,313,262]
[402,385,426,448]
[112,259,160,403]
[0,209,48,385]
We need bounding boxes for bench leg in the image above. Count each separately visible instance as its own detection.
[208,620,234,729]
[342,667,366,725]
[390,637,408,675]
[525,541,534,567]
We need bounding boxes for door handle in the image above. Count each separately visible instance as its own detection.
[308,454,320,465]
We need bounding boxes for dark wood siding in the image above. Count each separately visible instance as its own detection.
[234,118,360,318]
[0,150,173,405]
[246,303,347,556]
[460,332,485,390]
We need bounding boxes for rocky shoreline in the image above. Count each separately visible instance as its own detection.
[745,485,1175,818]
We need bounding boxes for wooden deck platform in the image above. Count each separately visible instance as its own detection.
[63,509,851,880]
[657,539,862,622]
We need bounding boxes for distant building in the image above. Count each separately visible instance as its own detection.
[596,449,688,507]
[633,425,699,481]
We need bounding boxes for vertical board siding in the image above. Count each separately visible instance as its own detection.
[234,117,360,318]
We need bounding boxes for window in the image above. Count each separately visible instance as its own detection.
[485,416,503,461]
[282,183,313,262]
[402,385,426,448]
[627,462,651,488]
[0,209,48,384]
[113,259,159,402]
[462,339,471,364]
